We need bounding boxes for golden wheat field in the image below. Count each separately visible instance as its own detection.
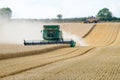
[1,22,120,80]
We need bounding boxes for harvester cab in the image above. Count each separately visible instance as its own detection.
[43,25,63,41]
[24,25,76,47]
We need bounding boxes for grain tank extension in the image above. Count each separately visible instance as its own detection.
[24,25,76,47]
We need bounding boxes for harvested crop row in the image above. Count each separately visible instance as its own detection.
[0,47,93,78]
[0,44,69,60]
[84,23,120,46]
[4,46,120,80]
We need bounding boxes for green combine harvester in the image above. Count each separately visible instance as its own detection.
[24,25,76,47]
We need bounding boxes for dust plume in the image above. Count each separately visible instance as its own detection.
[0,20,44,44]
[62,31,88,46]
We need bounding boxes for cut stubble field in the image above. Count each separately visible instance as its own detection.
[3,46,120,80]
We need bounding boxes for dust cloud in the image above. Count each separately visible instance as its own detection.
[62,31,88,46]
[0,20,44,44]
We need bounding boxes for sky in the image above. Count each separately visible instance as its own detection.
[0,0,120,19]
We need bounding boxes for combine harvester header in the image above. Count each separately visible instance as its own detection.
[24,25,76,47]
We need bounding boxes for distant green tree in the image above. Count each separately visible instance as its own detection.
[97,8,112,21]
[57,14,62,22]
[0,7,12,19]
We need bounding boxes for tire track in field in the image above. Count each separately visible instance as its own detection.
[0,47,94,78]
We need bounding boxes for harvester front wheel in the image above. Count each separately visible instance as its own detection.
[70,41,76,47]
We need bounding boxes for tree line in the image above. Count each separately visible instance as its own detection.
[0,7,120,22]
